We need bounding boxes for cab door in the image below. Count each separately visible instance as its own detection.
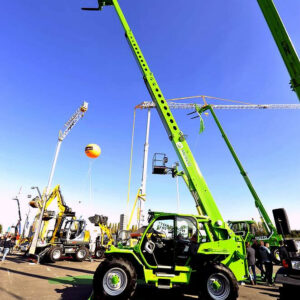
[141,217,175,267]
[174,216,198,266]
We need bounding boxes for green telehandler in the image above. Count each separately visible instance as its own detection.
[257,0,300,101]
[193,105,283,261]
[82,1,248,299]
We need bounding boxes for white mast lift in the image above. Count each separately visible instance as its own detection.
[28,101,88,258]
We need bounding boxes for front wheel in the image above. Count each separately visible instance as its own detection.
[74,246,89,262]
[48,246,62,263]
[199,264,238,300]
[93,258,137,300]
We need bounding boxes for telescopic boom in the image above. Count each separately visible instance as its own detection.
[83,0,230,238]
[257,0,300,100]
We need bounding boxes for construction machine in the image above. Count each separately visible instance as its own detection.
[82,1,248,299]
[257,0,300,100]
[89,214,114,259]
[31,185,90,263]
[192,104,283,261]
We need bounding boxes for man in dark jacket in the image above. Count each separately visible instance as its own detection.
[252,239,265,279]
[259,242,274,286]
[247,242,256,285]
[278,240,289,261]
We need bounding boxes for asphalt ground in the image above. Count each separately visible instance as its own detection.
[0,254,280,300]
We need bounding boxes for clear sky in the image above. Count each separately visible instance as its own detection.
[0,0,300,232]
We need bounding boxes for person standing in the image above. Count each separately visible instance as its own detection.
[260,242,274,286]
[1,234,12,262]
[0,236,4,254]
[253,239,265,280]
[246,242,256,285]
[278,240,289,261]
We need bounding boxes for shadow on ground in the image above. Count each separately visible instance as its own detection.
[55,284,198,300]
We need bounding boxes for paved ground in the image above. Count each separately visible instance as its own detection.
[0,254,280,300]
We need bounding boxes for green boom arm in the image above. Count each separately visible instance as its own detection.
[84,0,231,238]
[196,105,279,238]
[257,0,300,100]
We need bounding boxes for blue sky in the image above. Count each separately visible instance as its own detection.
[0,0,300,231]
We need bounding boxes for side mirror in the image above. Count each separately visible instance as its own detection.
[272,208,291,235]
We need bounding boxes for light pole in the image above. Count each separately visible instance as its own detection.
[31,186,42,199]
[28,102,88,257]
[12,197,22,235]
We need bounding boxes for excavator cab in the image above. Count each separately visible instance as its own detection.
[61,219,87,244]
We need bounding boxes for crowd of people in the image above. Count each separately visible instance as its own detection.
[246,239,288,286]
[0,234,16,262]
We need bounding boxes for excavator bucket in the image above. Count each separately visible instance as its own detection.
[89,214,108,225]
[29,196,41,208]
[42,210,56,221]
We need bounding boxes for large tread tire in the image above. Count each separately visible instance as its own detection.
[199,264,238,300]
[74,246,89,262]
[279,284,300,300]
[93,257,137,300]
[48,246,62,263]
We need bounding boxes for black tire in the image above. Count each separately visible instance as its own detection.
[95,248,105,259]
[279,284,300,300]
[74,246,89,262]
[199,264,238,300]
[48,246,62,263]
[93,257,137,300]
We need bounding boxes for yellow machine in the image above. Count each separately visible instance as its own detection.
[89,214,114,259]
[33,185,91,263]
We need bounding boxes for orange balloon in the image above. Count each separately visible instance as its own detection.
[85,144,101,158]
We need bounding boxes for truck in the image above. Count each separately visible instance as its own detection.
[272,208,300,299]
[82,1,248,299]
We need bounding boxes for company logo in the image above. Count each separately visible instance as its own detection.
[176,142,183,149]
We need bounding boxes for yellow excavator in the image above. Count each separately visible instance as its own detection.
[89,214,114,259]
[29,185,90,263]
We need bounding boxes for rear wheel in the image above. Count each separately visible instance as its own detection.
[48,246,62,263]
[74,246,89,262]
[199,264,238,300]
[95,247,105,259]
[93,257,137,300]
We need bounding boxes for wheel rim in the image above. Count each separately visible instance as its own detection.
[103,267,128,296]
[96,250,103,258]
[207,272,230,300]
[52,249,61,260]
[77,249,86,259]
